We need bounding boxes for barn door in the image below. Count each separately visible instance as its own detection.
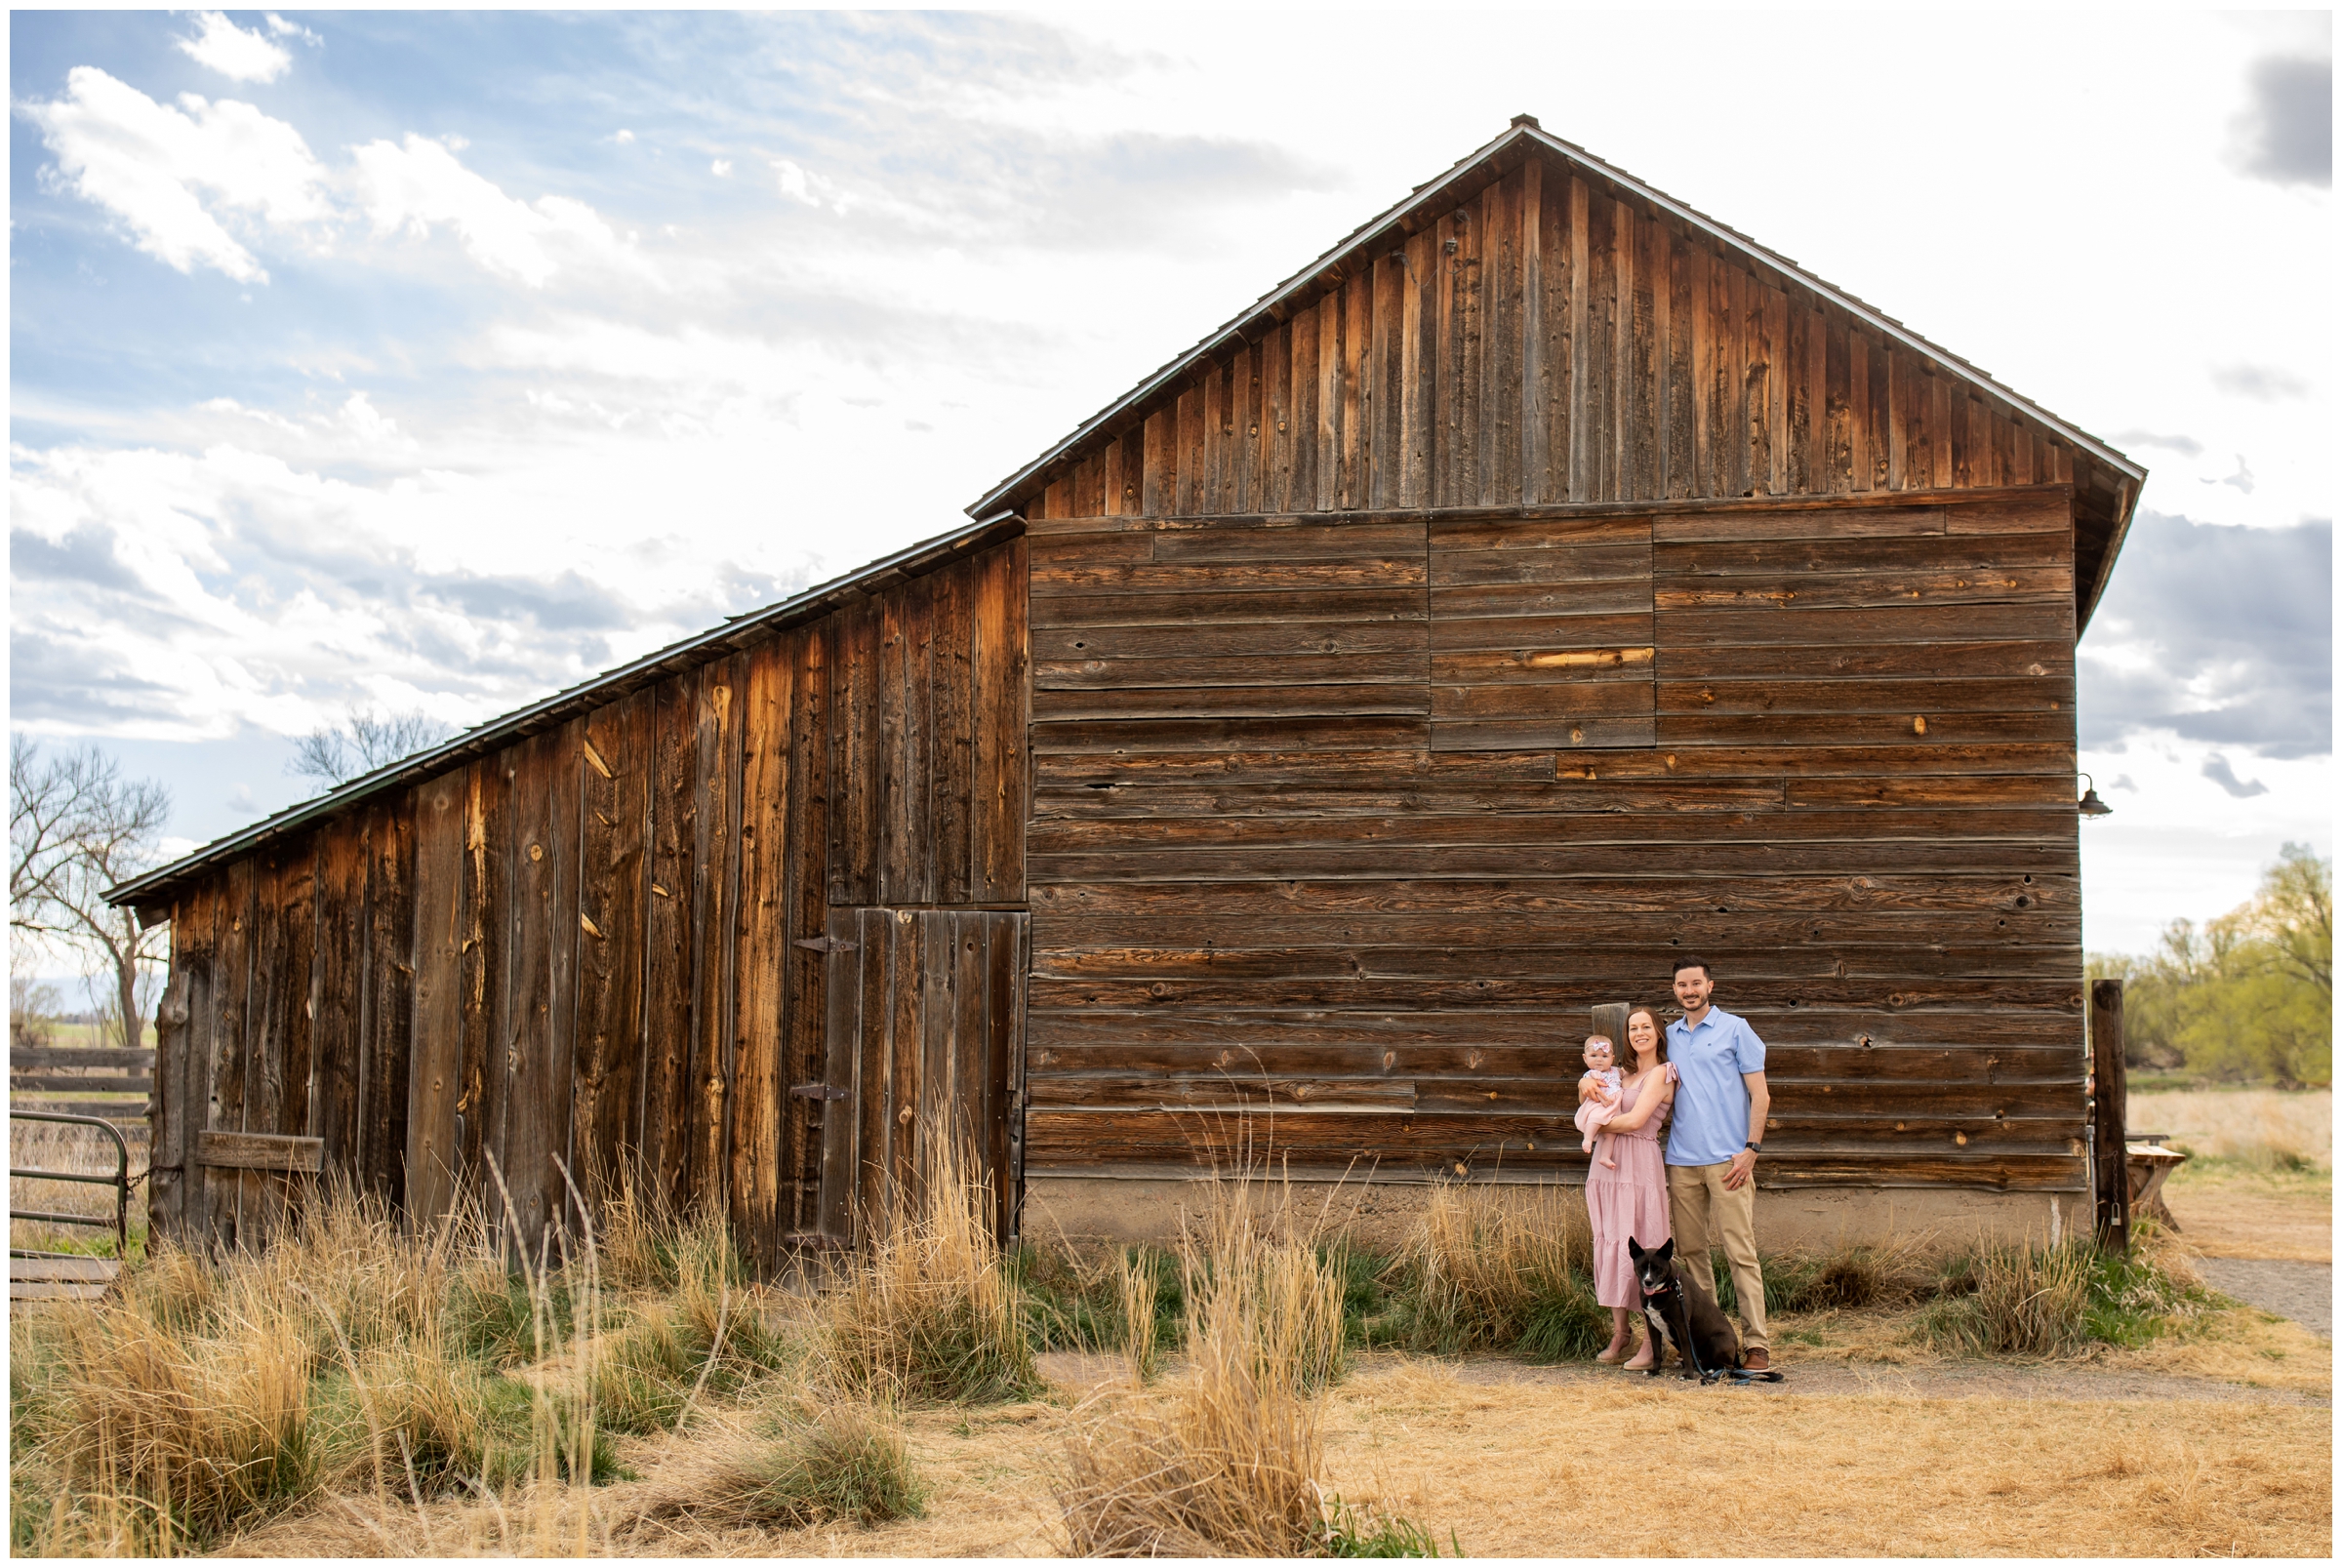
[812,907,1027,1248]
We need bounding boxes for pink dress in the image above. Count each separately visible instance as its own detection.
[1585,1064,1675,1309]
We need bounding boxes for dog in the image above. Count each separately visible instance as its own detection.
[1628,1235,1745,1385]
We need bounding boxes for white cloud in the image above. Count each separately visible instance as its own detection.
[349,134,648,288]
[711,158,733,177]
[613,128,635,144]
[771,158,850,214]
[265,14,323,46]
[176,11,294,84]
[335,392,418,452]
[22,68,331,283]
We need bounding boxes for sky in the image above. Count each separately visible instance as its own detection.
[8,8,2333,962]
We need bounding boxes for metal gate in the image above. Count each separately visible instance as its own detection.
[810,907,1026,1246]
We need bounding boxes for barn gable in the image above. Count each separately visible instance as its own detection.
[974,117,2144,634]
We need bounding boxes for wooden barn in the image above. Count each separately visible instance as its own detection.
[111,119,2144,1262]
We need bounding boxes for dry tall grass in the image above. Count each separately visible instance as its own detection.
[818,1143,1037,1405]
[1056,1173,1350,1556]
[2129,1088,2331,1169]
[1382,1181,1605,1358]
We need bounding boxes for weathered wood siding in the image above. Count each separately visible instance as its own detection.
[148,538,1030,1265]
[1023,486,2084,1191]
[1012,142,2133,630]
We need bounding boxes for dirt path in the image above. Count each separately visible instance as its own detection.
[1042,1346,2329,1409]
[1392,1351,2331,1407]
[2197,1258,2332,1338]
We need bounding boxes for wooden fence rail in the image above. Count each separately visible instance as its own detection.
[8,1046,155,1124]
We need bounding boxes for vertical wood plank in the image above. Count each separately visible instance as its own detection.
[1825,309,1853,495]
[311,826,363,1182]
[1929,370,1954,488]
[1451,202,1481,507]
[575,691,649,1200]
[1566,176,1593,501]
[1141,407,1173,517]
[1809,302,1835,493]
[819,904,861,1241]
[1102,435,1127,518]
[1626,201,1657,501]
[1315,290,1342,512]
[543,724,583,1243]
[887,908,921,1209]
[1400,229,1433,507]
[1199,362,1224,515]
[243,844,311,1247]
[1233,343,1261,514]
[1288,305,1320,511]
[152,887,215,1243]
[931,561,975,905]
[1517,157,1546,506]
[1786,300,1814,494]
[784,625,831,1233]
[827,598,876,906]
[499,736,554,1248]
[642,671,700,1209]
[1763,283,1790,495]
[1173,383,1201,516]
[855,906,891,1231]
[1722,263,1752,499]
[688,658,740,1211]
[407,775,465,1226]
[456,762,507,1210]
[1665,226,1695,499]
[1486,169,1522,508]
[1343,268,1371,509]
[205,859,254,1246]
[1540,181,1572,505]
[875,584,910,904]
[731,635,791,1268]
[359,799,414,1214]
[971,537,1029,904]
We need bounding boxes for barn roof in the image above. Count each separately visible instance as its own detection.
[967,116,2146,626]
[104,511,1023,912]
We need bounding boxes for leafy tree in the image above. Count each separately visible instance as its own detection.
[2092,844,2332,1088]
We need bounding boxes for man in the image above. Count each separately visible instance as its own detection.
[1663,957,1772,1372]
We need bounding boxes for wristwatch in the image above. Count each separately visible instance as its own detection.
[1744,1141,1763,1153]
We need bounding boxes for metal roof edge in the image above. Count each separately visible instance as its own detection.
[967,121,2144,518]
[105,510,1024,909]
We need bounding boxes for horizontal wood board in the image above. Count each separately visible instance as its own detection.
[1023,488,2085,1189]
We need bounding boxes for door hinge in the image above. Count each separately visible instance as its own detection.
[792,936,858,953]
[791,1083,851,1102]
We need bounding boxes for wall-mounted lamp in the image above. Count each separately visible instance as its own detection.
[2078,772,2114,818]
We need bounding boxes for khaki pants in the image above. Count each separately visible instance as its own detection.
[1665,1161,1768,1352]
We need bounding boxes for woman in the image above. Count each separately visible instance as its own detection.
[1587,1004,1676,1368]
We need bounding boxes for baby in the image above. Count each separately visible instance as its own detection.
[1574,1035,1624,1170]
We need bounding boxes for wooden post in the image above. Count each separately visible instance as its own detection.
[2090,979,2128,1251]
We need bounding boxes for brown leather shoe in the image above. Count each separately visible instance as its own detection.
[1741,1347,1770,1373]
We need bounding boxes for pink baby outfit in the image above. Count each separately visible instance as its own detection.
[1574,1066,1623,1151]
[1585,1064,1676,1309]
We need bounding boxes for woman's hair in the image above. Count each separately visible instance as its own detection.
[1623,1005,1669,1066]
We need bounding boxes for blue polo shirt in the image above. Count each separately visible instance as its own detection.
[1665,1005,1766,1167]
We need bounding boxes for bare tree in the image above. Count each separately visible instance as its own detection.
[9,735,173,1052]
[289,705,456,788]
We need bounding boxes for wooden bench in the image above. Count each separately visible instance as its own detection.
[2127,1139,2189,1229]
